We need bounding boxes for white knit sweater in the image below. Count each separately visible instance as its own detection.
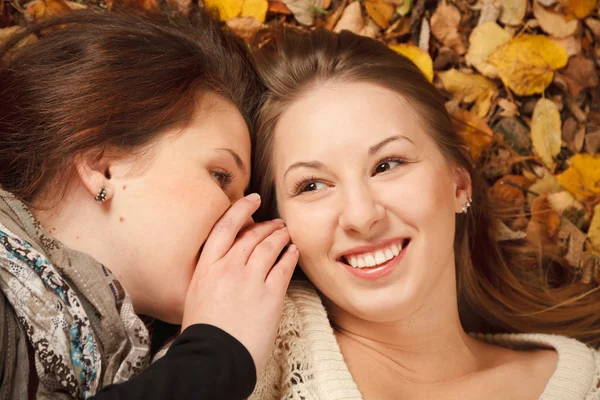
[251,281,600,400]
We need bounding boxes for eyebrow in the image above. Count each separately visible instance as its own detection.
[216,148,246,173]
[283,135,414,179]
[368,135,413,155]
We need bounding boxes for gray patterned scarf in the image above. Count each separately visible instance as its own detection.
[0,189,151,399]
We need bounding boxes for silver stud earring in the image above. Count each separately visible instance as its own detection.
[461,197,472,213]
[95,188,107,203]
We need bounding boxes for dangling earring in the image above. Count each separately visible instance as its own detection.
[95,188,107,203]
[461,197,472,213]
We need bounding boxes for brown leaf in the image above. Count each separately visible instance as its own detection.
[365,0,395,29]
[166,0,192,14]
[551,35,582,57]
[268,0,292,14]
[430,0,466,54]
[562,54,599,97]
[482,148,513,179]
[489,175,527,208]
[584,17,600,40]
[585,130,600,155]
[227,16,262,43]
[497,98,519,117]
[107,0,159,12]
[433,46,458,70]
[493,117,531,155]
[531,193,562,239]
[452,109,495,160]
[333,1,378,38]
[559,218,587,267]
[580,252,600,284]
[564,0,598,19]
[26,0,72,23]
[533,1,579,38]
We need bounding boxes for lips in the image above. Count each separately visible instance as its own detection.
[338,238,410,269]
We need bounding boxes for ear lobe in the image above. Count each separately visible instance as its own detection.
[454,166,472,213]
[74,153,114,202]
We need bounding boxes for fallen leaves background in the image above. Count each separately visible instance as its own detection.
[1,0,600,287]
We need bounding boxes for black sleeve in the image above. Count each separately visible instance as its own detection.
[92,324,257,400]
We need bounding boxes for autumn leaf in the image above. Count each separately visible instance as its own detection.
[452,109,494,160]
[562,54,599,97]
[557,154,600,200]
[498,0,526,25]
[465,21,511,79]
[204,0,243,20]
[533,1,579,38]
[241,0,268,22]
[365,0,395,29]
[588,204,600,249]
[489,175,527,208]
[531,98,562,169]
[389,44,434,82]
[437,68,496,117]
[333,2,378,38]
[166,0,192,14]
[281,0,329,25]
[430,0,466,54]
[396,0,412,16]
[227,16,263,42]
[531,194,562,239]
[26,0,72,23]
[107,0,158,12]
[488,34,568,96]
[564,0,598,19]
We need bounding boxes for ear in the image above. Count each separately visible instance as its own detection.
[453,166,472,214]
[74,152,115,203]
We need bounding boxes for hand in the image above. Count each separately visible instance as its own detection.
[181,193,298,374]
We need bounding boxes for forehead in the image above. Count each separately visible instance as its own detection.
[273,81,429,166]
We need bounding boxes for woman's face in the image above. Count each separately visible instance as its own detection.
[272,82,469,323]
[108,92,251,323]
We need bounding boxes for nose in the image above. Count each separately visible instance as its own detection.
[338,181,385,235]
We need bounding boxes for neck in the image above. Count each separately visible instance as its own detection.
[325,269,487,383]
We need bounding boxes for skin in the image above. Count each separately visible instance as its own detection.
[35,92,253,324]
[270,81,557,399]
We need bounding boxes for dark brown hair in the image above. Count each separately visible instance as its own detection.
[251,28,600,346]
[0,10,262,205]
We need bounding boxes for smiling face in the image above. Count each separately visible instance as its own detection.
[272,81,470,323]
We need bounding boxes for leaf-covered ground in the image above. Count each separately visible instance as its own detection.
[1,0,600,286]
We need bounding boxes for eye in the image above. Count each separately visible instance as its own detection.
[293,177,327,195]
[211,169,234,190]
[373,158,404,176]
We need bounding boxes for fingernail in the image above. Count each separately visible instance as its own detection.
[287,244,297,253]
[246,193,260,202]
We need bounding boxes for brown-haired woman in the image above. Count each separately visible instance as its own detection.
[248,28,600,399]
[0,11,298,400]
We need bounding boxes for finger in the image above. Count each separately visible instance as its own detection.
[244,227,290,277]
[265,244,298,292]
[230,219,286,264]
[199,193,261,265]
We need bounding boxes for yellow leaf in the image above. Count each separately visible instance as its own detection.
[588,204,600,249]
[241,0,268,22]
[465,21,512,78]
[437,69,496,117]
[389,44,434,82]
[566,0,598,19]
[557,154,600,200]
[396,0,412,16]
[365,0,395,29]
[488,34,568,96]
[452,109,494,160]
[498,0,526,25]
[531,98,562,169]
[204,0,243,20]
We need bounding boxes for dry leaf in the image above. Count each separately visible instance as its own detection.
[531,98,562,169]
[281,0,327,25]
[0,25,22,47]
[227,16,262,42]
[493,117,531,155]
[390,44,434,82]
[548,190,582,213]
[430,0,467,54]
[551,35,582,57]
[465,21,511,78]
[477,0,501,25]
[560,218,587,267]
[438,68,497,117]
[531,194,562,239]
[452,109,495,160]
[585,17,600,39]
[562,54,599,97]
[419,17,430,51]
[365,0,395,28]
[493,219,527,241]
[333,2,378,38]
[106,0,158,12]
[241,0,268,22]
[499,0,527,25]
[527,168,562,206]
[433,47,458,70]
[25,0,72,22]
[204,0,243,20]
[488,34,569,96]
[498,98,519,117]
[268,0,292,14]
[588,204,600,250]
[489,175,527,208]
[166,0,192,14]
[396,0,412,16]
[565,0,598,19]
[585,131,600,155]
[533,1,579,38]
[556,153,600,200]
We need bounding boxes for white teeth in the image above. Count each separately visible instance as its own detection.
[344,241,407,268]
[374,251,386,264]
[384,248,394,260]
[365,255,376,267]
